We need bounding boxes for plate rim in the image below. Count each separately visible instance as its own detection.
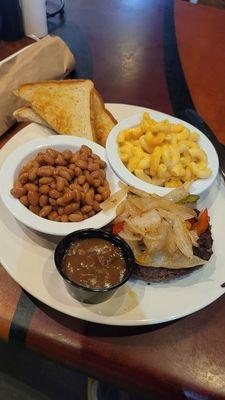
[0,103,224,326]
[0,250,224,326]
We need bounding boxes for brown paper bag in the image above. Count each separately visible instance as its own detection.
[0,35,75,136]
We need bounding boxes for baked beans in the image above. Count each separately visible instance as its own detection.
[11,145,111,222]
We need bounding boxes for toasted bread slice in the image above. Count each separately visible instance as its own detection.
[15,80,95,141]
[13,107,50,127]
[93,89,117,146]
[14,81,117,145]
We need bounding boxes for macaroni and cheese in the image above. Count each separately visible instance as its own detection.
[117,113,211,187]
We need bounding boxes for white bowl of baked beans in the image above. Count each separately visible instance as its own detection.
[0,136,121,236]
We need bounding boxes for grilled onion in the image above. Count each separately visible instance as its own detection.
[107,184,207,269]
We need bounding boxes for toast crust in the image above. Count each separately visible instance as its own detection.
[90,87,96,142]
[93,89,117,146]
[13,107,49,126]
[94,89,117,124]
[15,79,90,93]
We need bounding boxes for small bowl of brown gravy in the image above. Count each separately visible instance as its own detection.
[54,229,134,303]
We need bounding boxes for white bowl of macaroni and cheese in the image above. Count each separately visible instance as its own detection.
[106,111,219,196]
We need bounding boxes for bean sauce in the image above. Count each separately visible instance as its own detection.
[62,238,127,289]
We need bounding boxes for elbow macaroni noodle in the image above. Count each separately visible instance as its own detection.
[117,113,212,188]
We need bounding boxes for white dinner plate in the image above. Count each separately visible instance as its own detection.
[0,104,225,326]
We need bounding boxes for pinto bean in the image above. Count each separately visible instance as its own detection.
[46,148,58,159]
[68,169,75,179]
[19,195,29,207]
[19,172,29,185]
[42,153,55,165]
[87,162,99,172]
[39,185,50,194]
[94,194,102,202]
[74,167,82,177]
[68,213,84,222]
[81,205,93,214]
[39,177,54,185]
[79,153,89,161]
[69,183,82,191]
[102,188,111,201]
[96,159,106,169]
[98,169,106,179]
[39,205,52,218]
[14,180,23,188]
[80,192,85,203]
[56,191,75,206]
[82,182,90,194]
[50,182,56,189]
[55,154,67,166]
[73,189,81,202]
[48,211,59,221]
[49,189,61,199]
[86,174,94,185]
[58,169,71,181]
[64,202,80,215]
[24,183,39,192]
[97,186,105,194]
[61,214,69,222]
[103,179,110,187]
[29,205,40,215]
[77,175,86,185]
[88,210,96,217]
[90,171,101,179]
[93,201,101,212]
[49,198,57,206]
[68,163,76,171]
[27,191,39,206]
[28,168,38,181]
[11,187,26,198]
[62,150,72,161]
[56,176,65,192]
[76,159,88,170]
[71,153,80,164]
[35,153,46,165]
[93,179,101,188]
[39,195,48,207]
[81,145,92,155]
[37,166,54,177]
[84,189,94,205]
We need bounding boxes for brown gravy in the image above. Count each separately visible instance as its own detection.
[62,238,127,289]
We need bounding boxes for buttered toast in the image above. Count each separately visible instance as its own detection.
[15,80,95,141]
[14,80,117,146]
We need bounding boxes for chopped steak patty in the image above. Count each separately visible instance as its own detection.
[133,223,213,282]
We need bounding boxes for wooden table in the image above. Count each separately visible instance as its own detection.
[1,1,225,398]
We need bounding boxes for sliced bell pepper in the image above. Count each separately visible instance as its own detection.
[194,208,209,236]
[113,222,124,235]
[187,217,197,230]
